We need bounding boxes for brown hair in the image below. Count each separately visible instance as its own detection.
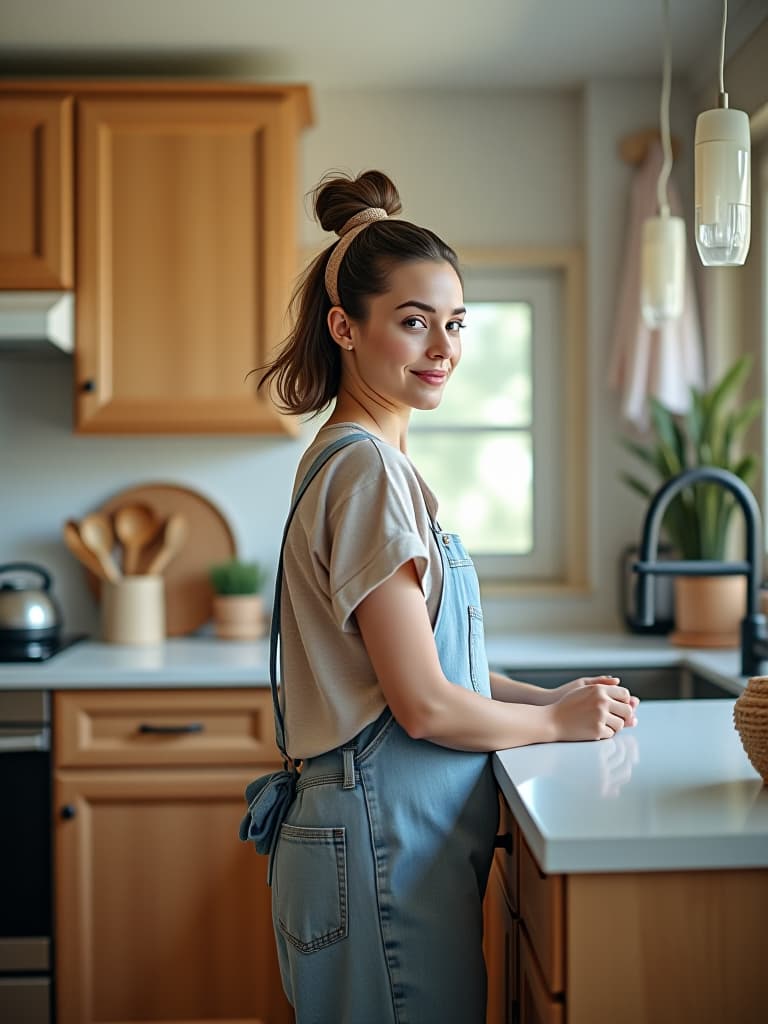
[257,169,462,415]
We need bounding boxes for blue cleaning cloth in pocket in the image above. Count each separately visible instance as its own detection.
[239,769,297,857]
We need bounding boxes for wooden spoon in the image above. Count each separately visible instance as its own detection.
[114,502,161,575]
[62,520,110,581]
[145,515,189,575]
[79,513,122,584]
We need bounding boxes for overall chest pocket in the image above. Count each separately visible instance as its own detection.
[274,824,348,954]
[438,531,473,568]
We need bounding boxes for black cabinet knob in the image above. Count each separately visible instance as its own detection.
[80,379,96,393]
[60,804,77,820]
[493,832,514,853]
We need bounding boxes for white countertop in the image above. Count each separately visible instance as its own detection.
[0,630,750,691]
[494,699,768,874]
[0,636,273,688]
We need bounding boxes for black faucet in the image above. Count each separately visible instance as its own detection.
[633,466,768,676]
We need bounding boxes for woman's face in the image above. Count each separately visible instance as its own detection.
[344,259,465,415]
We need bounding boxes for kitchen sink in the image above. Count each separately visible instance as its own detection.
[493,666,734,700]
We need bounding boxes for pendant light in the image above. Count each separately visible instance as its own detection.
[694,0,751,266]
[641,0,685,328]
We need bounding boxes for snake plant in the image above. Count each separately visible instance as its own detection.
[621,355,761,560]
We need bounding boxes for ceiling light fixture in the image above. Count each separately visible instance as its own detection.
[694,0,751,266]
[641,0,685,328]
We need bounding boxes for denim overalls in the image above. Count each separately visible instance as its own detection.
[240,432,499,1024]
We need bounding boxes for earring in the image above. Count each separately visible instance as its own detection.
[347,345,353,350]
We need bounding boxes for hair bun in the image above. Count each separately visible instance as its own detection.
[314,170,402,235]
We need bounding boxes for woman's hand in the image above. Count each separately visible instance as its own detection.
[549,681,638,741]
[550,675,639,710]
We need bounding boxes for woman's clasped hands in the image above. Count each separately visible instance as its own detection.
[547,675,639,741]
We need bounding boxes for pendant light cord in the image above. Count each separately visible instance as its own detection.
[718,0,728,104]
[656,0,673,217]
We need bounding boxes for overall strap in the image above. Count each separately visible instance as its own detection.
[269,432,372,764]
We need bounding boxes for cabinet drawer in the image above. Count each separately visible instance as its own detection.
[495,797,519,914]
[519,929,564,1024]
[519,835,564,994]
[54,689,281,768]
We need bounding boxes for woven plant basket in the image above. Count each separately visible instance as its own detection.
[734,676,768,784]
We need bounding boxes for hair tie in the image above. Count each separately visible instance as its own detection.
[324,208,388,305]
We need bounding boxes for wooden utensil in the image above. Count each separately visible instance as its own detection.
[79,513,122,584]
[114,502,162,575]
[62,520,111,581]
[85,482,237,636]
[145,515,189,575]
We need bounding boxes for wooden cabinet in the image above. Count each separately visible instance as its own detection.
[484,858,519,1024]
[0,81,311,434]
[487,797,768,1024]
[484,798,519,1024]
[518,931,563,1024]
[0,92,73,288]
[53,688,293,1024]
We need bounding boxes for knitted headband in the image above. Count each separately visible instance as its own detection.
[324,207,388,305]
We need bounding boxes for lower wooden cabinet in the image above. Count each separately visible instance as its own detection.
[483,857,518,1024]
[53,689,293,1024]
[518,931,563,1024]
[486,798,768,1024]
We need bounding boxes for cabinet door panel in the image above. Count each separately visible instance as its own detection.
[519,931,563,1024]
[519,836,564,994]
[0,94,73,287]
[76,94,301,433]
[55,768,293,1024]
[484,858,519,1024]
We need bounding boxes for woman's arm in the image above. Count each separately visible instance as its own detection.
[355,561,637,751]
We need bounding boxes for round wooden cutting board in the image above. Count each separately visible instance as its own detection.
[87,483,237,637]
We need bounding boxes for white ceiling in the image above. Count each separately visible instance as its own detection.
[1,0,766,91]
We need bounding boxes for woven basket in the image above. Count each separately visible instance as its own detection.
[734,676,768,784]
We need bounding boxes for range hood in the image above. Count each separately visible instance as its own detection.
[0,292,74,355]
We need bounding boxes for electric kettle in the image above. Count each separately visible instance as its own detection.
[0,562,63,645]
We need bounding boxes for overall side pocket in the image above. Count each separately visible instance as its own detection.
[274,824,348,953]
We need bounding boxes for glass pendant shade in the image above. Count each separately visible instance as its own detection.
[641,214,686,327]
[694,107,751,266]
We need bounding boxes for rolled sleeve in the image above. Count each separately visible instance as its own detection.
[332,533,429,632]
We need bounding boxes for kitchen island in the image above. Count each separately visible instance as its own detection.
[487,699,768,1024]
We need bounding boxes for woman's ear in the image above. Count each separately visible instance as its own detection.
[327,307,355,351]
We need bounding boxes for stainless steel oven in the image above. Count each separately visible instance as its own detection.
[0,690,52,1024]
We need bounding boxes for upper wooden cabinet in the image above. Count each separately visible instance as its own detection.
[0,93,74,288]
[0,81,312,434]
[76,85,310,434]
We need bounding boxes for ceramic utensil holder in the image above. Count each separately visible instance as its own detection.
[733,676,768,784]
[102,576,165,645]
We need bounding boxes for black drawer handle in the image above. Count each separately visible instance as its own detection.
[138,722,205,735]
[493,832,514,853]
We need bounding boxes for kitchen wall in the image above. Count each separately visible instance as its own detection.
[0,80,697,638]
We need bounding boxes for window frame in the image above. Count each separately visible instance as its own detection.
[455,246,588,595]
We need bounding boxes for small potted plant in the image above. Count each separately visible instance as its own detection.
[208,559,268,640]
[621,354,761,646]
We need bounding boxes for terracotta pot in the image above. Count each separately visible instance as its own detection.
[734,676,768,784]
[212,595,266,640]
[670,575,746,648]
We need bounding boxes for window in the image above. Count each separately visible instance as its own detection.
[409,248,586,588]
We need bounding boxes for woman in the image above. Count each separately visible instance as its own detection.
[241,169,638,1024]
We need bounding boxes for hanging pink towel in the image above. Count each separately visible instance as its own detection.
[608,139,704,430]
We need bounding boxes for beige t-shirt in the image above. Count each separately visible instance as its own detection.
[279,423,443,759]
